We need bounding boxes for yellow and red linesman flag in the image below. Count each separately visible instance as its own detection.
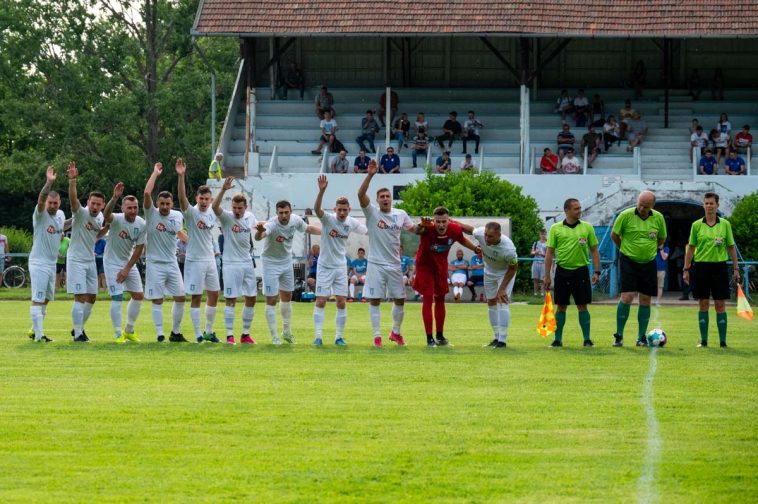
[736,284,754,321]
[537,292,557,337]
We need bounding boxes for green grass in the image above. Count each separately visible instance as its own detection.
[0,300,756,503]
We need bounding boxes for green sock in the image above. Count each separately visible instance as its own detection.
[637,305,651,341]
[554,310,567,343]
[578,311,591,341]
[616,301,631,336]
[698,311,709,344]
[716,312,727,345]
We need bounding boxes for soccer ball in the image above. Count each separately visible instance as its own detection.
[646,328,667,347]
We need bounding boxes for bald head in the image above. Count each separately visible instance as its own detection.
[637,191,656,218]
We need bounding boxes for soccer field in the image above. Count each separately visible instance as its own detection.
[0,300,755,503]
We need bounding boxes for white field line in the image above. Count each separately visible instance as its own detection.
[637,346,661,504]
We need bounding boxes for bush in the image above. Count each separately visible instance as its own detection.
[730,190,758,260]
[0,227,33,263]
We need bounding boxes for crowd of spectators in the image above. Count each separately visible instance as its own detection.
[691,114,751,175]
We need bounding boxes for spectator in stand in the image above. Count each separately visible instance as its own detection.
[379,146,401,174]
[467,251,484,301]
[95,237,107,291]
[581,125,601,169]
[689,118,700,135]
[56,233,70,289]
[311,110,338,154]
[306,244,319,293]
[330,150,350,174]
[436,111,463,150]
[314,86,336,119]
[557,124,576,159]
[619,99,636,139]
[712,68,724,101]
[414,112,428,137]
[626,111,648,152]
[688,69,701,101]
[353,149,371,174]
[393,112,411,151]
[460,153,476,171]
[709,128,729,167]
[411,129,429,169]
[378,90,399,127]
[561,149,581,174]
[278,62,305,100]
[690,125,709,162]
[355,110,380,153]
[463,110,483,154]
[699,149,718,175]
[716,112,732,139]
[554,89,573,122]
[176,236,187,278]
[724,150,746,176]
[628,60,647,99]
[572,89,590,127]
[435,151,452,174]
[540,148,559,174]
[732,125,752,155]
[590,94,605,127]
[603,116,621,151]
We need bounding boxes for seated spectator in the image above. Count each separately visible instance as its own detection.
[699,149,718,175]
[561,149,581,174]
[590,94,605,127]
[353,150,371,173]
[709,128,729,167]
[314,86,335,119]
[732,125,752,155]
[712,68,724,101]
[414,112,428,137]
[411,130,429,168]
[355,110,380,153]
[436,151,452,174]
[690,125,709,162]
[603,116,621,151]
[311,110,338,154]
[716,112,732,138]
[379,146,401,174]
[688,69,701,101]
[556,124,575,159]
[689,118,701,135]
[278,62,305,100]
[393,112,411,151]
[539,148,559,174]
[460,153,476,171]
[330,150,350,173]
[554,89,573,122]
[628,60,646,99]
[619,99,636,139]
[626,111,648,152]
[436,111,462,150]
[463,110,483,154]
[467,252,484,301]
[378,90,399,127]
[572,89,590,127]
[724,150,746,176]
[581,125,601,169]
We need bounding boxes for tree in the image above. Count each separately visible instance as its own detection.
[730,190,758,260]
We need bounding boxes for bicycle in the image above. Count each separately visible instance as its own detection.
[3,264,27,288]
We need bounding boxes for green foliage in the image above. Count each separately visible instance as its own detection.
[730,190,758,260]
[0,226,33,254]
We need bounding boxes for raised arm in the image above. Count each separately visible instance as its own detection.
[176,158,189,211]
[357,159,377,208]
[143,162,163,209]
[254,221,267,241]
[212,176,235,217]
[96,223,110,240]
[103,182,124,223]
[314,175,328,218]
[67,161,80,213]
[37,166,57,212]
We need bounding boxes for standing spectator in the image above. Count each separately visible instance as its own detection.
[554,89,573,122]
[314,86,335,118]
[355,110,380,153]
[709,128,729,168]
[699,149,718,175]
[590,94,605,127]
[278,62,305,101]
[690,125,709,162]
[531,229,547,296]
[0,231,7,287]
[463,110,483,154]
[619,99,636,139]
[628,60,647,99]
[670,244,692,301]
[306,244,319,293]
[603,116,621,151]
[353,149,371,174]
[540,148,559,174]
[393,112,411,151]
[732,125,752,155]
[556,124,575,159]
[561,149,581,174]
[716,112,732,138]
[435,151,452,173]
[330,150,350,174]
[460,153,476,171]
[56,233,70,289]
[411,130,429,168]
[176,236,187,278]
[711,68,724,101]
[626,111,648,152]
[311,110,338,154]
[379,146,401,174]
[95,237,107,291]
[572,89,590,127]
[724,151,746,175]
[436,111,462,150]
[208,152,223,181]
[414,112,428,136]
[655,241,669,307]
[378,90,399,127]
[688,69,702,101]
[581,125,601,169]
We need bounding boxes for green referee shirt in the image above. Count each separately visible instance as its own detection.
[547,219,598,270]
[612,207,667,263]
[688,216,735,263]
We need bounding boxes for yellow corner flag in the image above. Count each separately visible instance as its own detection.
[537,292,557,338]
[736,284,754,321]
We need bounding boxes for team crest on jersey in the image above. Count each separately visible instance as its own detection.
[578,237,587,246]
[714,236,723,246]
[648,231,657,240]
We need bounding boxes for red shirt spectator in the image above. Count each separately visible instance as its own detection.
[733,125,752,153]
[540,148,559,173]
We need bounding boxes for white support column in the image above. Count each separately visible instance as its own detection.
[692,146,699,176]
[747,146,752,175]
[519,85,531,174]
[320,146,329,174]
[385,86,391,147]
[478,147,484,173]
[267,145,278,174]
[582,145,588,175]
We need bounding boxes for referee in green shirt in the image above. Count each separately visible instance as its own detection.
[544,198,601,347]
[683,192,740,348]
[611,191,667,347]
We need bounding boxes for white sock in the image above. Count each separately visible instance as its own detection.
[82,302,94,325]
[391,304,404,334]
[204,305,217,334]
[498,303,511,342]
[242,306,254,334]
[488,305,499,338]
[125,299,141,333]
[171,302,184,334]
[335,308,347,339]
[280,301,292,333]
[369,304,381,337]
[152,304,164,336]
[30,305,44,339]
[72,301,84,336]
[224,306,235,336]
[41,304,47,318]
[349,283,355,298]
[265,304,278,337]
[190,307,202,338]
[313,306,325,339]
[110,300,123,337]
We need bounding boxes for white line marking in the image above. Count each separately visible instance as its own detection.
[638,346,661,504]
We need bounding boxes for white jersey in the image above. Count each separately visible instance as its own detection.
[318,213,367,269]
[29,207,66,264]
[104,213,146,264]
[473,227,518,274]
[145,206,183,264]
[68,205,104,263]
[218,210,255,265]
[184,205,217,262]
[261,214,307,266]
[362,204,414,267]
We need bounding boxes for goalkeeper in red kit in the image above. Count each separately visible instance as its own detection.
[413,207,481,346]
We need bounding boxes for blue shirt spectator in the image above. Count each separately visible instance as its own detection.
[699,154,717,175]
[354,153,371,173]
[400,255,412,275]
[94,238,107,257]
[725,155,746,175]
[379,149,401,174]
[351,257,368,275]
[469,254,484,281]
[655,246,669,271]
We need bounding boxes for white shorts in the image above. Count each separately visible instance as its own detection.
[104,261,143,296]
[350,274,366,284]
[67,258,98,295]
[223,261,257,299]
[364,262,405,300]
[262,260,294,296]
[145,261,185,300]
[184,259,220,295]
[451,272,467,285]
[29,261,56,303]
[484,270,516,301]
[531,261,545,280]
[316,265,348,298]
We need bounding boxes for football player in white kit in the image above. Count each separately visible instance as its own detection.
[28,166,65,342]
[102,182,146,343]
[143,162,187,342]
[176,158,221,343]
[66,162,105,342]
[312,175,368,346]
[462,221,518,348]
[212,176,257,345]
[357,160,416,347]
[254,201,320,344]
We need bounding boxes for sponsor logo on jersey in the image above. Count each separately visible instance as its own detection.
[47,225,57,234]
[119,230,129,239]
[231,224,250,234]
[328,228,348,239]
[156,223,167,232]
[377,219,402,231]
[275,234,289,243]
[197,220,211,230]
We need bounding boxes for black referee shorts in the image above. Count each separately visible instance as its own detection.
[692,262,730,300]
[619,253,657,297]
[553,265,592,306]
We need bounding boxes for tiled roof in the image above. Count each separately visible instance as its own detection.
[193,0,758,37]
